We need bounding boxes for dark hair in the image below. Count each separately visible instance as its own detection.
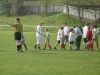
[60,26,63,30]
[85,22,89,26]
[94,25,97,28]
[73,26,76,28]
[70,29,73,32]
[16,18,20,21]
[88,27,90,29]
[65,23,67,25]
[64,23,67,25]
[45,28,48,31]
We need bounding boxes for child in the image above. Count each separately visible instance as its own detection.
[86,27,93,50]
[60,26,65,50]
[53,27,61,49]
[43,28,52,50]
[68,29,74,50]
[21,31,28,50]
[92,25,99,50]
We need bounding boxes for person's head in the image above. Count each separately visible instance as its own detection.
[60,26,63,30]
[85,22,89,26]
[70,28,73,32]
[93,25,97,28]
[39,21,43,26]
[88,26,90,30]
[16,18,20,23]
[73,26,76,28]
[45,28,48,32]
[64,22,67,26]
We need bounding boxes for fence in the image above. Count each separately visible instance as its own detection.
[0,4,100,21]
[0,25,59,32]
[63,5,100,20]
[25,5,63,13]
[0,25,100,33]
[0,5,63,14]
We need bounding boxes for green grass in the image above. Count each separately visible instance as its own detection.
[0,31,100,75]
[0,13,82,26]
[24,0,100,5]
[0,13,100,29]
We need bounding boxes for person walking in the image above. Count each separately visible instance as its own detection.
[68,29,75,50]
[34,21,43,50]
[43,28,52,50]
[60,26,65,50]
[21,31,28,50]
[53,27,61,49]
[74,26,82,50]
[83,22,89,49]
[5,18,23,52]
[92,25,99,50]
[86,26,93,50]
[63,23,69,49]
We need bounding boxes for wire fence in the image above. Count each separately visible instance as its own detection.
[0,25,60,32]
[0,25,100,33]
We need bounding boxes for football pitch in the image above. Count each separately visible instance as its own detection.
[0,31,100,75]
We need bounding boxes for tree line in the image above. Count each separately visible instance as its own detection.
[0,0,100,25]
[0,0,100,15]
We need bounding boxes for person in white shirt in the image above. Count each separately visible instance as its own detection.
[69,29,75,50]
[83,22,89,49]
[43,28,52,50]
[34,21,43,50]
[63,23,69,48]
[53,27,61,49]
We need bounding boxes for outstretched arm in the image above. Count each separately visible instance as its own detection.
[5,21,11,25]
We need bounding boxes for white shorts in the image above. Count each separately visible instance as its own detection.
[36,37,41,44]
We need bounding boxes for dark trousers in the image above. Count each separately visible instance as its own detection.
[75,36,82,50]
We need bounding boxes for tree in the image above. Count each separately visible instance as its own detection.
[77,0,82,26]
[10,0,25,15]
[0,0,10,15]
[65,0,70,18]
[45,0,48,16]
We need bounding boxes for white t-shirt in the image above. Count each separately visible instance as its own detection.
[57,29,61,40]
[83,26,88,38]
[64,26,69,36]
[36,25,42,37]
[60,29,64,39]
[69,32,74,42]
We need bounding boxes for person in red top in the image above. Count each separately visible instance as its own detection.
[86,27,93,50]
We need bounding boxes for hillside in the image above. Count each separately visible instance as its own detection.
[0,13,100,32]
[0,13,98,26]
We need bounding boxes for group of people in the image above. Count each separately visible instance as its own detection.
[34,21,99,51]
[5,18,99,52]
[83,22,99,50]
[53,24,83,50]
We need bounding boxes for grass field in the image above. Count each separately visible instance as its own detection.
[0,31,100,75]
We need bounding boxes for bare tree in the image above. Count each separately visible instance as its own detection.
[10,0,25,15]
[45,0,48,16]
[77,0,82,26]
[65,0,70,18]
